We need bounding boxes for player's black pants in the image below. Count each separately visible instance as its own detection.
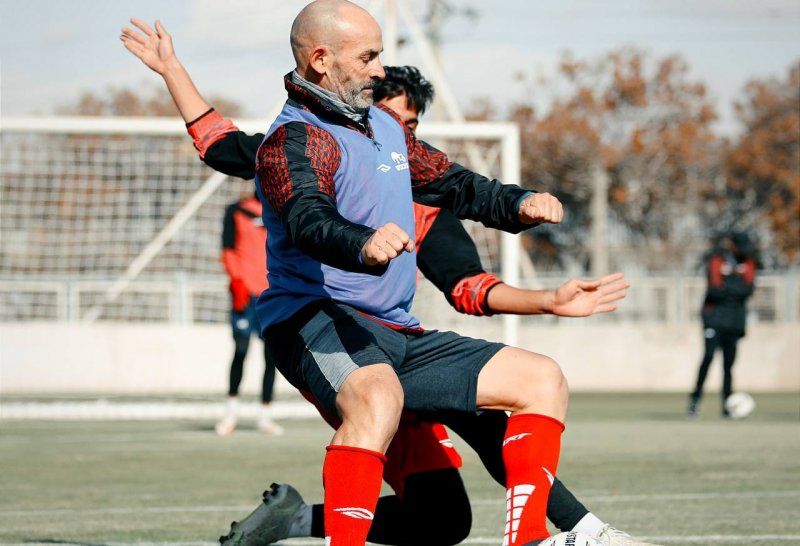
[228,333,276,403]
[692,327,742,404]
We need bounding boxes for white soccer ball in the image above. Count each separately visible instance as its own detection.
[725,392,756,419]
[539,531,604,546]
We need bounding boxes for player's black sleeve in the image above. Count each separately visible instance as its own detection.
[203,132,264,180]
[392,110,531,233]
[257,122,386,276]
[282,192,386,275]
[413,162,530,233]
[416,210,485,296]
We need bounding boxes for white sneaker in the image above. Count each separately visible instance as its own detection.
[594,524,661,546]
[257,416,285,436]
[215,414,238,436]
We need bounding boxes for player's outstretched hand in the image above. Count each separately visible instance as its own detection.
[120,18,175,76]
[518,192,563,225]
[552,272,629,317]
[361,223,415,266]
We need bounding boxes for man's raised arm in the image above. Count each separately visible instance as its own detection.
[121,18,211,122]
[120,18,257,174]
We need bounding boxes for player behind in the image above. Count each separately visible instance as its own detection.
[122,14,653,546]
[217,191,284,436]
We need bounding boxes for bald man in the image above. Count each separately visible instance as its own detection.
[244,2,571,545]
[120,15,653,546]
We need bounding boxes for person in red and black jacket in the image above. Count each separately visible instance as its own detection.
[688,232,757,418]
[216,192,284,436]
[122,17,648,546]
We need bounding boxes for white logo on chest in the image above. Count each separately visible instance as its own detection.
[390,151,409,171]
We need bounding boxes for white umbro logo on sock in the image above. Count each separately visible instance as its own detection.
[502,432,532,446]
[333,507,374,520]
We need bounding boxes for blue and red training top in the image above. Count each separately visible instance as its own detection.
[253,73,530,331]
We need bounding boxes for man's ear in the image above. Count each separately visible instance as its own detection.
[309,46,329,75]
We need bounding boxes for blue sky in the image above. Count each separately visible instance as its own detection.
[1,0,798,136]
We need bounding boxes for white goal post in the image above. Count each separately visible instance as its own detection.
[0,115,522,344]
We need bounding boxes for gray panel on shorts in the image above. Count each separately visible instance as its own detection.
[309,342,359,393]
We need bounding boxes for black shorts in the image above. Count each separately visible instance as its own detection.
[264,300,505,417]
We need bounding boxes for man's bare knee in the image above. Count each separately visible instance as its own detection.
[334,364,403,451]
[476,348,568,420]
[510,354,567,412]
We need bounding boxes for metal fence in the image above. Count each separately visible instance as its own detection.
[1,273,796,325]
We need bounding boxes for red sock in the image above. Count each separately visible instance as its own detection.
[502,414,565,545]
[323,444,386,546]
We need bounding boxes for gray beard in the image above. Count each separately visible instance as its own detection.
[291,71,370,125]
[342,84,373,111]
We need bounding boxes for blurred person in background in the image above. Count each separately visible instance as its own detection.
[688,231,757,418]
[121,17,656,546]
[216,192,284,436]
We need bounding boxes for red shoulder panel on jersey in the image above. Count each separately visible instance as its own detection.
[708,255,726,287]
[413,204,441,247]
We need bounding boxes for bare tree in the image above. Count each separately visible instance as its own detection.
[57,87,243,118]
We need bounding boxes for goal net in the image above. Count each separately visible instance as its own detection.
[0,116,521,340]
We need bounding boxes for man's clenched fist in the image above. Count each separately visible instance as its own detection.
[518,192,563,225]
[361,222,415,266]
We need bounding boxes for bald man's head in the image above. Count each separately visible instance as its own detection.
[290,0,337,67]
[290,0,385,110]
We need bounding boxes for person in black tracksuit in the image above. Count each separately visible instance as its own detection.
[688,232,757,418]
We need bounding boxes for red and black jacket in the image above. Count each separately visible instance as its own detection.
[221,195,269,296]
[702,251,756,335]
[188,108,505,316]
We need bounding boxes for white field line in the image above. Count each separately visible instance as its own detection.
[2,490,798,517]
[644,537,800,543]
[0,400,319,420]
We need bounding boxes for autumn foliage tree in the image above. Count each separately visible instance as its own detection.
[509,47,722,271]
[725,63,800,266]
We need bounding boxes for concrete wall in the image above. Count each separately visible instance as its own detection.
[1,322,798,394]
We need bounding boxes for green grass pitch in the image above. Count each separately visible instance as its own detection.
[1,392,798,545]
